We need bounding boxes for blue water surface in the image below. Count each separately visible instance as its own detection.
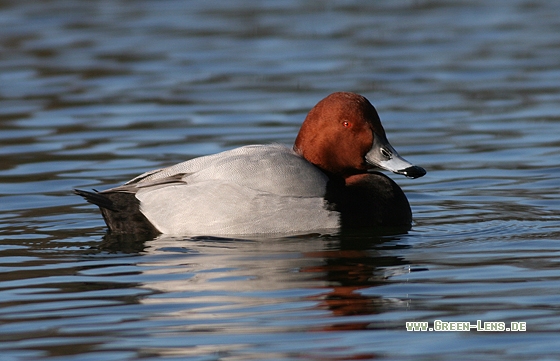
[1,1,560,360]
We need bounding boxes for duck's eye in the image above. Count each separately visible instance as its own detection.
[342,121,351,128]
[381,148,392,159]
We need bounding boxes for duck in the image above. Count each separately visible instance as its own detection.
[75,92,425,236]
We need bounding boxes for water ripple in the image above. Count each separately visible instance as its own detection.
[2,0,560,360]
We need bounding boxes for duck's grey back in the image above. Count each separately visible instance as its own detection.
[129,144,329,197]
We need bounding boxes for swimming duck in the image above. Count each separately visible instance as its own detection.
[75,92,425,236]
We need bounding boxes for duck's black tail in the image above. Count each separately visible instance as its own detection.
[74,189,116,211]
[74,189,159,236]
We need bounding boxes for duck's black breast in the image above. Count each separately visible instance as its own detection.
[326,172,412,231]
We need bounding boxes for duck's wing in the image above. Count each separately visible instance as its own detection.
[76,144,334,235]
[119,144,329,197]
[135,179,340,235]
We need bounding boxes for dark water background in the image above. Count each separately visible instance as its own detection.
[1,1,560,360]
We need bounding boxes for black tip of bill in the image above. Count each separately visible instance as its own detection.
[399,166,426,179]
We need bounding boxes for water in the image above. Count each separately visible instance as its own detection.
[1,0,560,360]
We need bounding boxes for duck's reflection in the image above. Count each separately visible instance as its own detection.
[301,232,411,330]
[98,230,412,331]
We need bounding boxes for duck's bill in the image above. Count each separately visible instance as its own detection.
[365,133,426,179]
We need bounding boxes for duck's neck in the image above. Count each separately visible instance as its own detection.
[293,144,365,180]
